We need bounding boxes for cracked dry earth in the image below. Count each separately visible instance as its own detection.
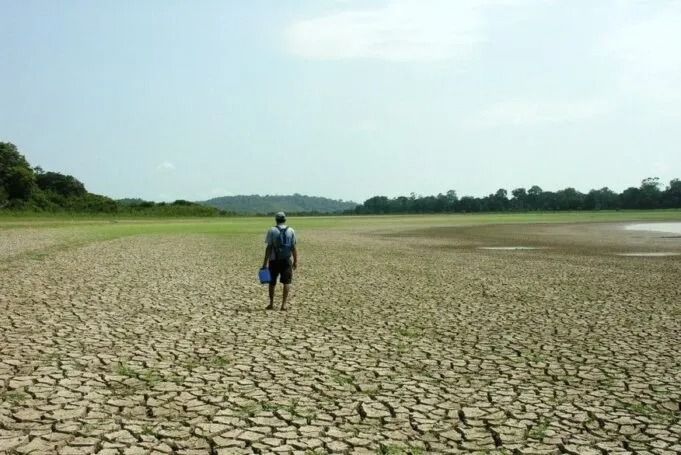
[1,223,680,454]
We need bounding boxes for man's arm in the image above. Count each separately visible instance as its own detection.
[263,245,272,268]
[292,246,298,270]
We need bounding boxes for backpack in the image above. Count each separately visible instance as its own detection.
[273,226,293,260]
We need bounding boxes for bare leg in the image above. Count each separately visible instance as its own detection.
[281,284,290,310]
[267,283,275,309]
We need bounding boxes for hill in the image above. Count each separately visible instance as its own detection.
[202,194,358,215]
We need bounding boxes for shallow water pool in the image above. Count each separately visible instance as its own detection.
[616,252,680,257]
[478,246,545,250]
[625,222,681,235]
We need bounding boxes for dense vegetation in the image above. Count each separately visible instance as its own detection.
[354,179,681,214]
[0,142,222,216]
[202,194,357,215]
[115,198,227,217]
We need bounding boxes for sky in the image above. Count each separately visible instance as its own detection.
[1,0,680,203]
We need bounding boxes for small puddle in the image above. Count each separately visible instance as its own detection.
[478,246,545,250]
[616,252,680,257]
[625,222,681,235]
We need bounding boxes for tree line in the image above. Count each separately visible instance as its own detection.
[352,178,681,214]
[4,141,680,216]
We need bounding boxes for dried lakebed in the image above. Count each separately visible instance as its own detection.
[1,224,680,454]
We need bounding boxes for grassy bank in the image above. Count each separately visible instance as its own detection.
[2,210,681,240]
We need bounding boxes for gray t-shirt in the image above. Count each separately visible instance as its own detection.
[265,224,297,260]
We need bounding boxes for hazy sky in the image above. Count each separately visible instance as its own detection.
[2,0,680,202]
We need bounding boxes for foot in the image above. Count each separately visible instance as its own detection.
[266,304,274,310]
[280,306,287,311]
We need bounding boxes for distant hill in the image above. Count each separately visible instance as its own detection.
[201,194,358,215]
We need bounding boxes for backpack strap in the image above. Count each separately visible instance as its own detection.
[274,226,289,259]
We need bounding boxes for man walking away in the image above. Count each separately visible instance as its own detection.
[262,212,298,310]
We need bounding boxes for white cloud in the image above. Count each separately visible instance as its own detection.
[598,2,681,109]
[285,0,533,61]
[471,2,681,130]
[156,161,175,171]
[468,98,612,128]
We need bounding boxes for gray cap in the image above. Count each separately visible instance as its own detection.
[275,211,286,222]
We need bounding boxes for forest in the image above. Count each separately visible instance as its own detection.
[353,179,681,214]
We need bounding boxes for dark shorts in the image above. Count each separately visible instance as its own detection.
[268,259,293,285]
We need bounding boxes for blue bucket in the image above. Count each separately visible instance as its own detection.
[258,268,271,284]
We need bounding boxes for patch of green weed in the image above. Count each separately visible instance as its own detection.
[376,444,424,455]
[528,418,550,440]
[397,327,422,338]
[140,369,162,385]
[115,363,138,378]
[27,252,49,261]
[211,356,231,368]
[395,341,410,354]
[236,403,261,417]
[1,391,28,403]
[140,424,156,435]
[524,352,546,363]
[182,358,200,371]
[622,401,677,423]
[330,371,355,387]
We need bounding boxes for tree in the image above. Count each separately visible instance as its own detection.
[539,191,558,210]
[395,196,409,213]
[638,177,661,209]
[362,196,390,214]
[0,142,31,171]
[663,179,681,208]
[487,188,509,211]
[584,187,619,210]
[511,187,527,210]
[427,195,439,212]
[4,165,36,200]
[620,187,641,209]
[445,190,458,211]
[555,187,584,210]
[435,193,448,213]
[458,196,481,212]
[527,185,543,210]
[1,142,36,201]
[36,171,86,197]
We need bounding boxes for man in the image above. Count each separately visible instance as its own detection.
[262,212,298,310]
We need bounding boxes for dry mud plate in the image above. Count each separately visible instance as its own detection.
[1,222,680,454]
